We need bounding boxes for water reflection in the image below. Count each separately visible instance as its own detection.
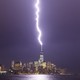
[28,75,53,80]
[11,75,56,80]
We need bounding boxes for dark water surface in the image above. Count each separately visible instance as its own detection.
[0,75,80,80]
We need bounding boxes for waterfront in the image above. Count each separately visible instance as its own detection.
[0,75,80,80]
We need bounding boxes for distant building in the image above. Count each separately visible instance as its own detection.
[34,61,39,72]
[0,64,7,74]
[0,64,5,71]
[46,62,52,69]
[11,60,14,68]
[38,51,44,63]
[41,62,47,69]
[11,61,23,74]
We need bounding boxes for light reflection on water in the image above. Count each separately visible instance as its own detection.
[11,75,56,80]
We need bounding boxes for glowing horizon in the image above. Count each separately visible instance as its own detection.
[35,0,43,46]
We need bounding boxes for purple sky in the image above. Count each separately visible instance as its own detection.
[0,0,80,73]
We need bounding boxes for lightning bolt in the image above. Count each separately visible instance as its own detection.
[35,0,43,49]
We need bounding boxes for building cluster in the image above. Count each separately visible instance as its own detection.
[0,51,68,75]
[9,51,57,74]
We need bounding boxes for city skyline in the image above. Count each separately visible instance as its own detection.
[0,53,70,75]
[0,0,80,73]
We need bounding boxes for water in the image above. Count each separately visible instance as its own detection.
[0,75,80,80]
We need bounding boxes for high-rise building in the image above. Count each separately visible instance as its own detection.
[11,61,23,71]
[34,61,39,71]
[41,62,46,69]
[11,61,14,68]
[39,51,44,63]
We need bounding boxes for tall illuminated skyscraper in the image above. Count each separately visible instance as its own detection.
[39,51,44,63]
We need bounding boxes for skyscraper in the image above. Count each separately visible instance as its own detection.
[39,51,44,63]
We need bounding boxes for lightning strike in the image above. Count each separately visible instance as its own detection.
[35,0,43,51]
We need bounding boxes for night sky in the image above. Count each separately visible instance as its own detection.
[0,0,80,73]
